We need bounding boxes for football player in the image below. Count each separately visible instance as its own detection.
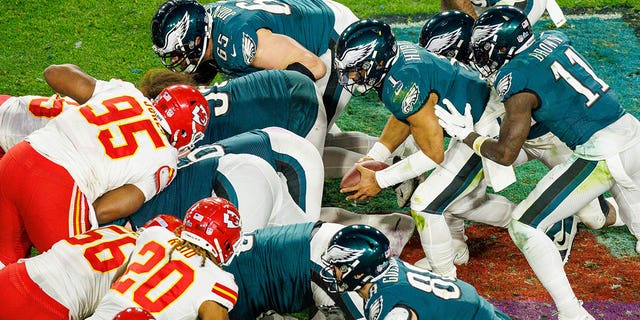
[0,214,185,319]
[88,197,241,319]
[417,9,621,268]
[334,19,516,278]
[0,64,209,268]
[150,0,393,175]
[119,126,324,232]
[435,6,640,319]
[320,224,511,320]
[225,216,414,320]
[150,0,357,131]
[0,225,137,319]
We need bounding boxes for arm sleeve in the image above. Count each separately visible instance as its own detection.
[374,151,437,189]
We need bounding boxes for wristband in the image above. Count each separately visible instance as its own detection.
[366,142,392,162]
[472,136,489,156]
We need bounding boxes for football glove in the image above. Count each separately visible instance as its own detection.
[433,99,474,141]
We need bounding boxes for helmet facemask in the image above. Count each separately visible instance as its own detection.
[320,251,373,293]
[336,59,383,96]
[154,34,208,74]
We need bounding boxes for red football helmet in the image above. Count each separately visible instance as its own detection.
[181,197,242,265]
[142,214,183,233]
[152,84,210,153]
[113,307,155,320]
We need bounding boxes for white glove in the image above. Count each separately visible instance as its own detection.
[433,99,474,141]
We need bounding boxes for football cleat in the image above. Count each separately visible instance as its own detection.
[394,178,416,208]
[557,304,595,320]
[452,238,470,265]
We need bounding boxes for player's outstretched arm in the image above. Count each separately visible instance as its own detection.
[43,64,96,105]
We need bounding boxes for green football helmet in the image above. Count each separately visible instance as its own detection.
[419,10,474,64]
[151,0,212,74]
[321,224,391,293]
[470,5,533,78]
[334,19,398,96]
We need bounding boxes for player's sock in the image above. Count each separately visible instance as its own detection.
[509,220,589,319]
[414,212,456,278]
[445,213,469,265]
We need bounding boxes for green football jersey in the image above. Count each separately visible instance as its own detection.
[205,0,336,75]
[379,41,490,125]
[200,69,319,145]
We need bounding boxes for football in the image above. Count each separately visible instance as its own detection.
[340,160,389,189]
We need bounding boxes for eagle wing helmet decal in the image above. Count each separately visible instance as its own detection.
[471,23,503,44]
[158,11,190,55]
[336,41,377,69]
[323,244,365,263]
[425,27,462,54]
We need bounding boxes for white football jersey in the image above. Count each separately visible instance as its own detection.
[87,226,238,320]
[0,94,79,152]
[24,225,137,319]
[26,79,178,203]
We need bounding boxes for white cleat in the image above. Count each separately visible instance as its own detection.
[453,241,470,265]
[394,178,416,208]
[636,241,640,255]
[557,304,595,320]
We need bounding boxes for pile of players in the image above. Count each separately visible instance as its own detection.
[0,0,638,319]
